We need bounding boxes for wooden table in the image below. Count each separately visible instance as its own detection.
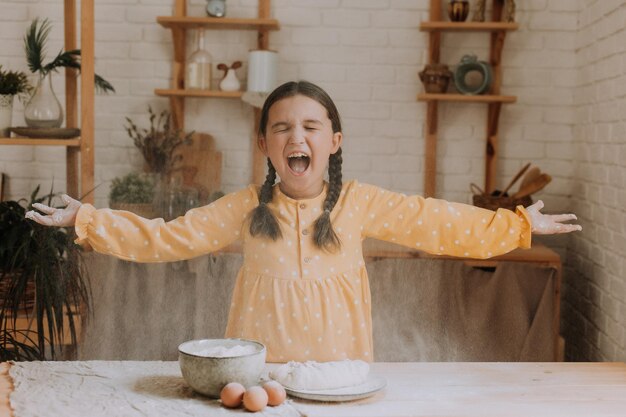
[2,361,625,417]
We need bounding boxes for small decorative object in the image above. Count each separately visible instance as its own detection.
[217,61,242,91]
[247,50,278,93]
[206,0,226,17]
[472,0,486,22]
[453,55,493,95]
[186,29,212,90]
[9,127,80,139]
[447,0,470,22]
[23,18,114,128]
[504,0,516,23]
[418,63,453,94]
[0,66,31,136]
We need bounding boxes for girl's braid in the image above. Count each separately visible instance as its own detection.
[249,159,282,240]
[313,147,343,252]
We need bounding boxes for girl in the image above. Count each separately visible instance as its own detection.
[27,81,581,363]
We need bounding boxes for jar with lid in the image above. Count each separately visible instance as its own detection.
[185,29,212,90]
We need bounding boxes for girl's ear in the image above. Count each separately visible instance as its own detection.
[331,131,343,154]
[258,135,269,156]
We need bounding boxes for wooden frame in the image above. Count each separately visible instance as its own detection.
[157,0,279,185]
[419,0,517,197]
[0,0,95,204]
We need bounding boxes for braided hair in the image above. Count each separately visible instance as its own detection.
[249,81,343,252]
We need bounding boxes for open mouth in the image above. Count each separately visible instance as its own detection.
[287,152,310,174]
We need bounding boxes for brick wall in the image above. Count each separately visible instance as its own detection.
[562,0,626,361]
[2,1,621,360]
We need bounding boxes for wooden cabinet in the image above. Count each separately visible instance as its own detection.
[418,0,518,197]
[0,0,96,204]
[156,0,280,185]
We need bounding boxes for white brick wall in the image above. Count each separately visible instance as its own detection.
[1,0,622,360]
[562,0,626,362]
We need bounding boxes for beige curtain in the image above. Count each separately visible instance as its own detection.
[79,253,556,362]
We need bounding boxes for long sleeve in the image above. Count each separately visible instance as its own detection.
[353,182,532,259]
[74,186,259,263]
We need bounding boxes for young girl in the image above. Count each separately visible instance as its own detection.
[27,81,581,363]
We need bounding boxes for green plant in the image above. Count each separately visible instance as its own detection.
[24,18,114,93]
[109,172,156,205]
[0,66,32,97]
[0,186,90,361]
[125,107,193,176]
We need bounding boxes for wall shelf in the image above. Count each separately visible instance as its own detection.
[418,93,517,103]
[157,16,279,31]
[0,138,81,147]
[155,89,243,99]
[419,21,518,32]
[157,0,277,185]
[420,0,517,197]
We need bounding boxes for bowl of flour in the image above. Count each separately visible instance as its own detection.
[178,338,266,398]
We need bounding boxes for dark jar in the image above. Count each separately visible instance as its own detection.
[447,0,470,22]
[418,64,453,94]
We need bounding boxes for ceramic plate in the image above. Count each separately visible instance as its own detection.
[282,374,386,402]
[10,127,81,139]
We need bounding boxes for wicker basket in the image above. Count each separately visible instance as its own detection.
[470,183,532,212]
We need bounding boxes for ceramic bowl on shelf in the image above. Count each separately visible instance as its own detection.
[178,338,266,398]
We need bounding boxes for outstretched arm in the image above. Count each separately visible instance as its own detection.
[525,200,581,234]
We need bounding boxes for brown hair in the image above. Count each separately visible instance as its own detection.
[249,81,343,252]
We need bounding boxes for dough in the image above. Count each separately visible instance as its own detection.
[269,360,369,390]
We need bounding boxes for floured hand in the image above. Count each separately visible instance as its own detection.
[526,200,582,235]
[25,194,82,227]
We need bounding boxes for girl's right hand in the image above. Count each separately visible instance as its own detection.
[25,194,82,227]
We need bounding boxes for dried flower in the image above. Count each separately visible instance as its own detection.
[125,107,193,176]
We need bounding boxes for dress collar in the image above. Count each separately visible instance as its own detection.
[273,182,329,205]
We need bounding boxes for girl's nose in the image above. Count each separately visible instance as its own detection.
[288,128,305,144]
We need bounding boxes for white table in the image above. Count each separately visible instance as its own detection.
[2,361,626,417]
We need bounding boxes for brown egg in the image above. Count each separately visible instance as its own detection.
[220,382,246,408]
[243,386,268,412]
[263,381,287,406]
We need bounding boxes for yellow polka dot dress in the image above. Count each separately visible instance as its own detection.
[75,180,532,362]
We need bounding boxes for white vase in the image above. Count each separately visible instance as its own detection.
[219,68,241,91]
[0,94,14,137]
[24,73,63,128]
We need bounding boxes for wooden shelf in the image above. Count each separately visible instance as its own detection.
[0,138,81,147]
[418,93,517,103]
[157,16,279,31]
[155,89,243,99]
[420,21,518,32]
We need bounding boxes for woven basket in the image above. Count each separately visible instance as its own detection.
[470,183,532,212]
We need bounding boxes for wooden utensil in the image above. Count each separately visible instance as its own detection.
[498,162,531,196]
[518,166,541,192]
[512,173,552,199]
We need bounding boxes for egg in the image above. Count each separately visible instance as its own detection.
[243,386,268,412]
[220,382,246,408]
[263,381,287,406]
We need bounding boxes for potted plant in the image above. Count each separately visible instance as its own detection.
[109,172,158,219]
[0,186,90,360]
[23,18,114,128]
[0,66,31,136]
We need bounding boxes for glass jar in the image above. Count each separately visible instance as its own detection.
[185,29,212,90]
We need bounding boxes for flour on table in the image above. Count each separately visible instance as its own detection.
[269,360,369,390]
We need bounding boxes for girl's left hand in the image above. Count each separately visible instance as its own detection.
[525,200,582,235]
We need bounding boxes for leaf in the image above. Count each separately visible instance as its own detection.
[24,18,51,74]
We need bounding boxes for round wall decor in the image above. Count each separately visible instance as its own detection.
[453,55,493,95]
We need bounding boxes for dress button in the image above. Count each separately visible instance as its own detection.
[304,257,311,263]
[299,203,306,209]
[302,229,309,236]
